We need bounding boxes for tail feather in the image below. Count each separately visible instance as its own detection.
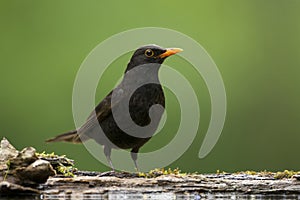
[46,130,85,144]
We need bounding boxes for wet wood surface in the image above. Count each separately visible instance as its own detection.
[1,137,300,197]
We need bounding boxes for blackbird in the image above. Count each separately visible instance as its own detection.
[46,44,182,170]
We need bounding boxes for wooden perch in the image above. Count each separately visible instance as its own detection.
[1,137,300,198]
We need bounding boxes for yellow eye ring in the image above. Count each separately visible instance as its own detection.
[144,49,154,57]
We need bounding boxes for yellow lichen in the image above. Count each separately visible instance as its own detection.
[56,165,76,177]
[216,169,227,174]
[274,170,299,179]
[244,170,257,175]
[3,160,10,181]
[35,151,76,177]
[138,168,185,178]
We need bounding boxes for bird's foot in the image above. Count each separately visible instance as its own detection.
[134,167,140,173]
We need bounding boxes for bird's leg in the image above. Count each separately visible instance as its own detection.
[131,147,140,172]
[104,146,114,172]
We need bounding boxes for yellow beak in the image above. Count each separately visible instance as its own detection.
[158,48,183,58]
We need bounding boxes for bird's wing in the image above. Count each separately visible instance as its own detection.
[78,87,125,135]
[87,91,113,122]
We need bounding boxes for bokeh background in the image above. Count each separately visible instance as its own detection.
[1,0,300,173]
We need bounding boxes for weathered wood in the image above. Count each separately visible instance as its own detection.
[1,137,300,198]
[41,171,300,195]
[0,138,55,186]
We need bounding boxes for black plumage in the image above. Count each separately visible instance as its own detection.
[46,44,182,170]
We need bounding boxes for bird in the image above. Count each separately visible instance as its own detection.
[46,44,183,171]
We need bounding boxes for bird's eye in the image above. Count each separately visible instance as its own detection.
[144,49,154,57]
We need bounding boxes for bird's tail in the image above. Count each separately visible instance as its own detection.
[46,130,85,144]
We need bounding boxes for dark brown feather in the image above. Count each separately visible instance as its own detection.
[46,45,181,170]
[45,130,82,143]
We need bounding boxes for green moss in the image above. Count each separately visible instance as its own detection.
[36,151,77,177]
[274,170,299,179]
[138,168,186,178]
[219,169,299,179]
[243,170,257,175]
[216,169,228,174]
[56,165,76,177]
[242,170,299,179]
[3,160,10,181]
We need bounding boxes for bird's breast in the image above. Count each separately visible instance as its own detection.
[128,83,165,127]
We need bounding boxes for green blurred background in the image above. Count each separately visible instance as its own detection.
[1,0,300,173]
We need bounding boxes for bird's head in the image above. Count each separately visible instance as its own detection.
[126,44,182,72]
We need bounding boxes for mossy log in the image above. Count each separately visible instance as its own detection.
[1,137,300,198]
